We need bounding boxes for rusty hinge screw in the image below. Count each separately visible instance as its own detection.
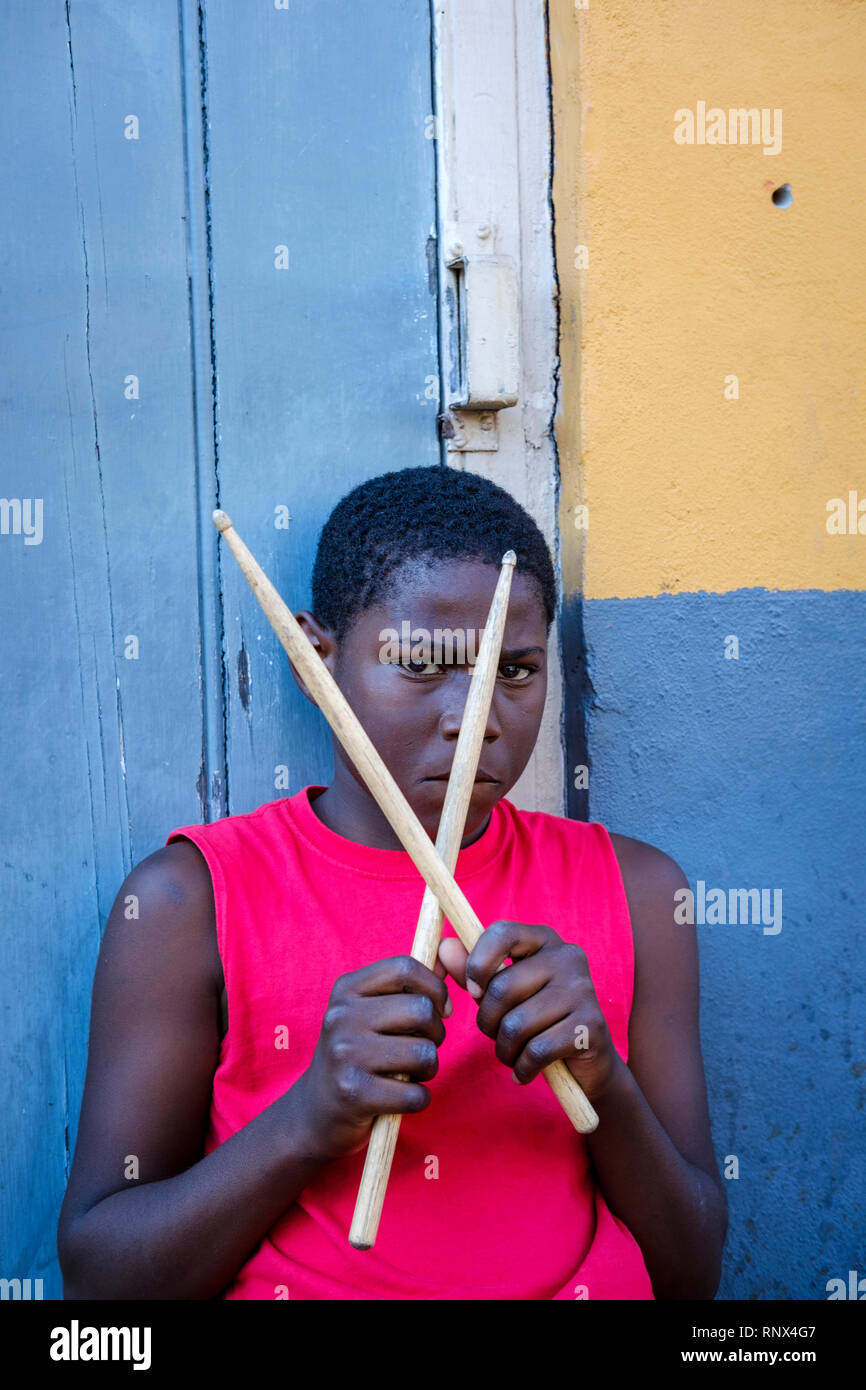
[437,413,456,439]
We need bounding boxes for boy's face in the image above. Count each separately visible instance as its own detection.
[293,556,549,841]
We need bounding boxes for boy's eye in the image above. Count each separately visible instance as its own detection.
[400,659,442,676]
[393,659,536,680]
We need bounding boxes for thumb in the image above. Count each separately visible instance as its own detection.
[438,935,469,990]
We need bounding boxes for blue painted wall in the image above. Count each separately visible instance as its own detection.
[577,589,866,1297]
[0,0,438,1297]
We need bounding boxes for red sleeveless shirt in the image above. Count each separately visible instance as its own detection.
[166,785,653,1300]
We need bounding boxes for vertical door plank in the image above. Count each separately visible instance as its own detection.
[0,1,208,1292]
[200,0,441,813]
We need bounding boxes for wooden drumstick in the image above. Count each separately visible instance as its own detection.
[349,550,516,1250]
[212,511,599,1140]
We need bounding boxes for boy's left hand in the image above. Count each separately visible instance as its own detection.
[438,921,620,1103]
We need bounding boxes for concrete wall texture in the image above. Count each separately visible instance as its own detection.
[550,0,865,1297]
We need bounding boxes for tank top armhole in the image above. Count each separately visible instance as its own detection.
[165,826,230,995]
[587,820,637,1062]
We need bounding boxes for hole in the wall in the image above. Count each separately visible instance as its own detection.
[771,183,793,208]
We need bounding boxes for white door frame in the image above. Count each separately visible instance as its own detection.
[431,0,565,814]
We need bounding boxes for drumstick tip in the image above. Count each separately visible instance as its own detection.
[213,509,233,533]
[501,549,517,566]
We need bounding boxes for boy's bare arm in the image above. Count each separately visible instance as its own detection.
[57,840,324,1300]
[587,834,728,1299]
[57,841,449,1300]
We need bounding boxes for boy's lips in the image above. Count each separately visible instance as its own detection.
[423,771,500,783]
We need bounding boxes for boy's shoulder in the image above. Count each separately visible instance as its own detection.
[505,801,688,905]
[604,832,691,970]
[166,792,293,846]
[502,798,621,853]
[508,800,683,884]
[605,830,689,892]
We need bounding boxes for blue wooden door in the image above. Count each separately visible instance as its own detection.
[200,0,441,813]
[0,0,439,1296]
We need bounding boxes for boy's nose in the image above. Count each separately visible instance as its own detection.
[437,673,502,742]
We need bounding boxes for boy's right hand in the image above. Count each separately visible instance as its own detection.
[294,956,452,1162]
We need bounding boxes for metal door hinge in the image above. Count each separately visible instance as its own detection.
[444,252,520,412]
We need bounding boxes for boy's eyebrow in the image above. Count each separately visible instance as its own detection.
[499,646,545,659]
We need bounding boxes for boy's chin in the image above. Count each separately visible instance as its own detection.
[412,776,503,829]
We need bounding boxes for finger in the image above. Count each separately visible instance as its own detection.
[354,1071,433,1117]
[510,1015,582,1085]
[349,954,450,1017]
[357,1034,440,1081]
[474,954,553,1039]
[437,936,469,989]
[465,921,556,999]
[357,991,446,1044]
[493,990,576,1067]
[430,955,453,1014]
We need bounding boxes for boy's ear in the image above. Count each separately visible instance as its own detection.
[288,611,337,704]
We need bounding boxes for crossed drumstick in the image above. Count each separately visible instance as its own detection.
[213,510,598,1251]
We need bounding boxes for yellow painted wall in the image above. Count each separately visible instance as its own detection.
[549,0,866,600]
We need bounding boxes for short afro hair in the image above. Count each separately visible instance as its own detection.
[311,465,557,642]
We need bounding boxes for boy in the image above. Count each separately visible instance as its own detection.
[57,465,727,1299]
